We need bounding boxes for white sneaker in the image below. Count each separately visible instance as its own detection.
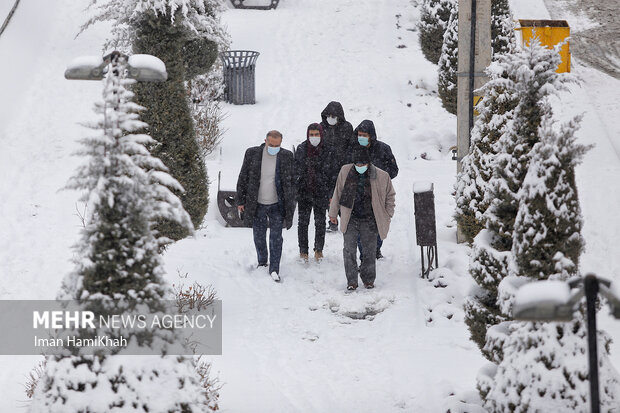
[270,271,281,282]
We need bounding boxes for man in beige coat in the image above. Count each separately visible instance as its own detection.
[329,147,396,290]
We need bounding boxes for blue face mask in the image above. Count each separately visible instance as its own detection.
[355,165,368,174]
[267,146,280,156]
[358,136,369,146]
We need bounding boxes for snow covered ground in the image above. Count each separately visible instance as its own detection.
[0,0,618,411]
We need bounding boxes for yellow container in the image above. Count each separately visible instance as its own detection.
[516,20,570,73]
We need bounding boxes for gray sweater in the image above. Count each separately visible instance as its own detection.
[257,146,278,205]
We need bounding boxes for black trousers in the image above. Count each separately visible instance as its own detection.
[297,196,327,254]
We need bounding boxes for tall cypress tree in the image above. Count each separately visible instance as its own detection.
[459,65,518,350]
[463,38,571,353]
[131,10,209,241]
[78,0,227,242]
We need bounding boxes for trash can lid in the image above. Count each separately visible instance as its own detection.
[220,50,260,67]
[413,181,434,193]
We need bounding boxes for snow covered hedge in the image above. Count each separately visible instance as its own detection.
[457,37,620,410]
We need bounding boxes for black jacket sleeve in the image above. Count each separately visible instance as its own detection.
[236,148,253,206]
[382,143,399,179]
[294,142,306,193]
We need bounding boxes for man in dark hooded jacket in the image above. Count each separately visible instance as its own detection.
[320,101,354,232]
[294,123,332,262]
[236,130,296,282]
[354,120,399,259]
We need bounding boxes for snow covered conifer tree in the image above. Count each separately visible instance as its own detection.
[418,0,454,64]
[455,68,518,243]
[484,314,620,412]
[484,37,569,270]
[80,0,230,242]
[491,0,516,57]
[59,53,194,302]
[512,116,588,279]
[30,56,212,412]
[460,63,518,351]
[463,39,571,352]
[473,39,620,411]
[437,0,458,115]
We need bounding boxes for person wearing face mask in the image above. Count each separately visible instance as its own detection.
[328,146,396,291]
[294,123,332,262]
[354,119,399,260]
[319,101,355,232]
[236,130,296,282]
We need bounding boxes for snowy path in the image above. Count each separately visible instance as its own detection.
[165,1,482,411]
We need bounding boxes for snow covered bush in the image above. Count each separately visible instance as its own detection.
[61,54,193,301]
[464,229,511,350]
[31,355,210,412]
[464,38,575,353]
[80,0,230,241]
[469,38,620,411]
[455,64,519,244]
[418,0,454,64]
[484,37,571,271]
[189,65,228,158]
[437,0,458,114]
[491,0,516,57]
[483,315,620,412]
[512,116,589,280]
[29,57,217,412]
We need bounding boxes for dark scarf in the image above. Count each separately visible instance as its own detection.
[306,141,323,193]
[340,167,371,210]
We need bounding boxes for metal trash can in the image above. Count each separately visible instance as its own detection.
[220,50,259,105]
[230,0,280,10]
[413,182,438,278]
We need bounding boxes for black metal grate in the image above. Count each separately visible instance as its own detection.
[220,51,260,105]
[230,0,280,10]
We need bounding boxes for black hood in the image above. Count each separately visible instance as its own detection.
[354,119,377,143]
[321,101,346,124]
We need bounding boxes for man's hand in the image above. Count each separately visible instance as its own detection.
[329,217,338,225]
[238,205,245,213]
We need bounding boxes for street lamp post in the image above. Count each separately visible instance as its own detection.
[64,50,167,154]
[513,274,620,413]
[65,51,167,82]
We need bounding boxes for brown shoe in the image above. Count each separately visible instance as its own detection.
[300,253,309,263]
[314,250,324,262]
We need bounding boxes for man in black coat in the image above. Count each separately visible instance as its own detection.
[354,119,399,259]
[236,130,296,281]
[295,123,332,262]
[320,101,355,232]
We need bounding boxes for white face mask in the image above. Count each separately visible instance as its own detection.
[326,116,338,126]
[309,136,321,147]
